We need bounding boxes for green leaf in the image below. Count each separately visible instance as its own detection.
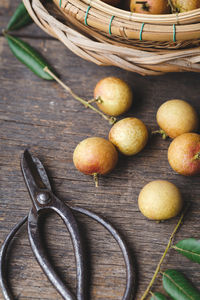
[5,34,53,80]
[163,269,200,300]
[7,2,33,31]
[151,292,168,300]
[173,238,200,264]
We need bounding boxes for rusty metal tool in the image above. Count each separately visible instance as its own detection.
[0,149,135,300]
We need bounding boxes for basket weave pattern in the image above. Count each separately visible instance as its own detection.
[23,0,200,75]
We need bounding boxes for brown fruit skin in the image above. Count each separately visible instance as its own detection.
[130,0,170,14]
[138,180,183,221]
[122,0,131,10]
[171,0,200,12]
[168,133,200,176]
[101,0,121,6]
[156,99,199,139]
[94,77,133,117]
[109,117,148,156]
[73,137,118,175]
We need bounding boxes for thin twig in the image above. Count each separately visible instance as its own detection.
[140,205,189,300]
[43,67,116,124]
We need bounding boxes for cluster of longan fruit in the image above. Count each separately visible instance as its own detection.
[73,76,199,221]
[102,0,200,14]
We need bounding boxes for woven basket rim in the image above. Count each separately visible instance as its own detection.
[80,0,200,24]
[23,0,200,75]
[56,0,200,45]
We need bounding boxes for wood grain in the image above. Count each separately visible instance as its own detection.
[0,2,200,299]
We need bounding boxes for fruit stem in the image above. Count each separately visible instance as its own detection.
[87,96,103,104]
[140,205,189,300]
[93,173,99,187]
[193,152,200,160]
[87,98,98,104]
[168,0,176,12]
[151,129,168,140]
[43,67,116,125]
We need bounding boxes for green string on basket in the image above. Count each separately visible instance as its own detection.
[59,0,62,7]
[140,23,145,41]
[173,24,176,42]
[109,15,115,35]
[85,6,91,26]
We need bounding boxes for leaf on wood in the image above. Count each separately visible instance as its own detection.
[163,269,200,300]
[5,34,54,80]
[173,238,200,264]
[150,291,168,300]
[7,2,33,31]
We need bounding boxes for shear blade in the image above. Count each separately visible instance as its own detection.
[21,150,52,198]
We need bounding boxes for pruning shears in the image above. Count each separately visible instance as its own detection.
[0,150,135,300]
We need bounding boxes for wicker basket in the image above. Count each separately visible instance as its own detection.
[23,0,200,75]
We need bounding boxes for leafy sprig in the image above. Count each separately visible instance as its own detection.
[140,207,187,300]
[6,2,33,31]
[141,206,200,300]
[3,1,116,124]
[173,238,200,264]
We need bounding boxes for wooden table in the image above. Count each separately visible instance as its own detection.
[0,1,200,299]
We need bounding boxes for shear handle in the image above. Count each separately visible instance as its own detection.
[0,216,28,300]
[72,207,135,300]
[28,194,86,300]
[0,207,135,300]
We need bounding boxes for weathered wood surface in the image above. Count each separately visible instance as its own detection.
[0,1,200,299]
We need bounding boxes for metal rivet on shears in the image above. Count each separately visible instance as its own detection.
[37,192,50,205]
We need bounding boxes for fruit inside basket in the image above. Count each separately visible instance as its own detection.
[23,0,200,75]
